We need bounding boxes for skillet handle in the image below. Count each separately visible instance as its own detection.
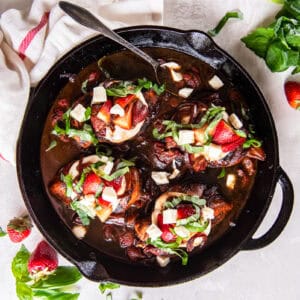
[242,167,293,250]
[74,259,110,282]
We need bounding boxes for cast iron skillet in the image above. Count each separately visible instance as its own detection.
[17,26,294,286]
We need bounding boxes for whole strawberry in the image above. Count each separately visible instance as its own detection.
[28,240,58,275]
[284,81,300,110]
[7,215,32,243]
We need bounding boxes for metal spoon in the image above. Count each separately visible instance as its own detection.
[59,1,164,85]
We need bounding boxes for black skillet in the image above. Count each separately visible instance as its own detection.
[17,26,294,286]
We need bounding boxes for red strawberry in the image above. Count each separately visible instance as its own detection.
[213,120,240,145]
[284,81,300,110]
[157,213,176,243]
[177,205,195,219]
[115,94,136,108]
[97,197,111,208]
[104,176,123,192]
[7,215,32,243]
[97,100,112,123]
[82,172,102,195]
[221,136,246,152]
[28,240,58,274]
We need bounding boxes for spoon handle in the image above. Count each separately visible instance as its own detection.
[59,1,160,70]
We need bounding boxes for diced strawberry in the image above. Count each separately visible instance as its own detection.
[82,172,102,195]
[115,94,136,108]
[28,240,58,274]
[104,176,123,192]
[132,101,148,125]
[7,215,32,243]
[284,81,300,110]
[213,120,240,145]
[113,102,133,130]
[221,136,246,152]
[97,197,111,208]
[88,71,100,82]
[97,100,112,124]
[177,205,195,219]
[157,214,176,243]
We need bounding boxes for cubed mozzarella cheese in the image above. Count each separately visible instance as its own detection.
[68,160,80,179]
[226,174,236,190]
[163,209,178,224]
[203,144,228,161]
[146,224,162,240]
[178,88,194,98]
[135,91,148,106]
[91,86,107,104]
[201,206,215,220]
[170,69,183,82]
[222,111,229,122]
[110,104,125,117]
[156,255,170,267]
[102,187,117,202]
[101,160,114,175]
[174,226,190,238]
[208,75,224,90]
[229,113,243,129]
[151,171,170,185]
[178,130,195,145]
[72,225,87,239]
[70,104,86,122]
[160,61,181,70]
[82,155,101,165]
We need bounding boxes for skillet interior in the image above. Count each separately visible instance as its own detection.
[17,26,278,286]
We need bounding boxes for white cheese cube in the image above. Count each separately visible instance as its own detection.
[170,69,183,82]
[68,160,80,179]
[201,206,215,220]
[101,161,114,175]
[208,75,224,90]
[146,224,162,240]
[174,226,190,238]
[72,225,87,239]
[70,104,87,122]
[156,255,170,267]
[102,186,117,202]
[178,130,195,145]
[91,86,107,104]
[222,111,229,122]
[203,144,228,161]
[135,91,148,106]
[226,174,236,190]
[151,171,170,185]
[160,61,181,70]
[178,88,194,98]
[163,209,178,224]
[110,104,125,117]
[82,155,101,165]
[229,113,243,129]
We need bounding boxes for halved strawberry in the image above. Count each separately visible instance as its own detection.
[82,172,102,195]
[177,205,195,219]
[28,240,58,274]
[284,81,300,110]
[97,100,112,124]
[97,197,111,208]
[115,94,136,108]
[157,213,176,243]
[113,102,133,130]
[213,120,240,145]
[7,215,32,243]
[221,136,246,152]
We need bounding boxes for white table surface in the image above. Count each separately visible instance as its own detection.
[0,0,299,299]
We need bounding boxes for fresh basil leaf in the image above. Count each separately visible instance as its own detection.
[183,144,204,154]
[243,139,262,149]
[11,245,31,282]
[106,293,113,300]
[94,166,130,182]
[84,107,92,121]
[152,83,165,95]
[16,281,32,300]
[280,0,300,20]
[185,220,209,233]
[31,266,82,290]
[266,40,290,71]
[98,282,120,294]
[137,78,153,89]
[130,291,143,300]
[70,201,92,225]
[60,174,74,198]
[208,10,243,37]
[272,0,284,3]
[81,79,89,93]
[164,195,206,208]
[52,123,66,136]
[116,159,135,169]
[241,27,275,58]
[176,205,200,226]
[68,128,97,145]
[152,128,173,140]
[32,289,80,300]
[234,130,247,138]
[217,168,226,179]
[46,140,57,152]
[0,226,6,237]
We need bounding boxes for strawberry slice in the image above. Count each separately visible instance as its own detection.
[284,81,300,110]
[177,205,195,219]
[7,215,32,243]
[221,136,246,152]
[97,197,111,208]
[28,240,58,274]
[115,94,136,108]
[157,213,176,243]
[97,100,112,124]
[132,101,148,125]
[82,172,102,195]
[104,176,123,192]
[213,120,241,145]
[113,102,133,130]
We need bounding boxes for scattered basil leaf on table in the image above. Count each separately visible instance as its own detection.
[0,226,7,237]
[98,282,120,294]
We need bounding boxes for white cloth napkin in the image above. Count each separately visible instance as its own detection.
[0,0,163,164]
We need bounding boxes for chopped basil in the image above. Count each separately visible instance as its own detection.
[235,129,247,138]
[116,158,136,169]
[217,167,226,179]
[185,220,209,233]
[176,206,200,226]
[81,79,89,93]
[152,83,165,95]
[98,282,120,294]
[60,173,74,198]
[45,140,57,152]
[183,144,204,154]
[243,138,262,148]
[94,166,130,182]
[208,10,243,37]
[84,107,91,121]
[152,128,173,140]
[164,195,206,209]
[95,183,104,198]
[74,168,89,193]
[130,292,143,300]
[70,201,93,226]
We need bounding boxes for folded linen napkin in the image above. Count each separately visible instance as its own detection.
[0,0,163,164]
